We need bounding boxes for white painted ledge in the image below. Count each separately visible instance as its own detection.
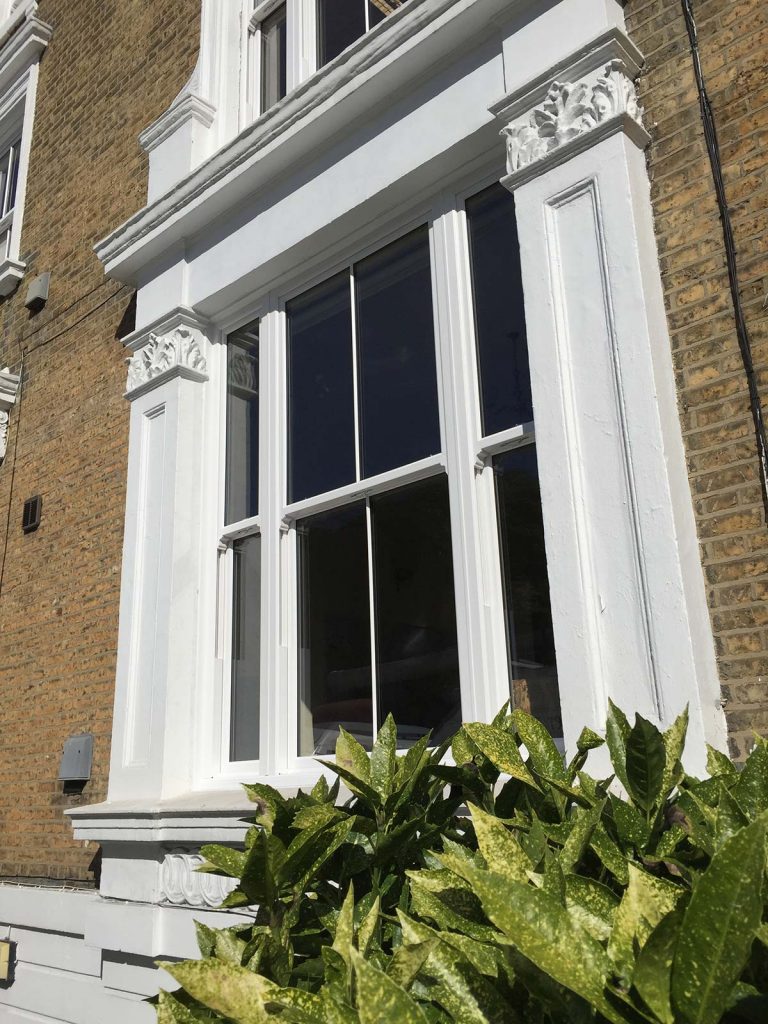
[0,254,24,295]
[94,0,518,282]
[0,11,51,99]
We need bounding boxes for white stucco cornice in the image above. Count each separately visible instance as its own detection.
[94,0,516,283]
[0,11,51,100]
[139,91,217,155]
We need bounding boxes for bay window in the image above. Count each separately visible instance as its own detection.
[220,181,562,771]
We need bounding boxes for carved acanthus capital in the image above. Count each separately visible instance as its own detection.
[123,310,210,398]
[501,60,644,177]
[0,410,9,462]
[160,850,238,909]
[0,367,20,462]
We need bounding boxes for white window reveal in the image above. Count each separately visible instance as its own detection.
[221,187,562,769]
[0,137,21,260]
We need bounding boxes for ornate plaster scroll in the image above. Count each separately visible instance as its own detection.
[126,324,207,394]
[501,60,644,176]
[0,410,8,461]
[160,850,238,909]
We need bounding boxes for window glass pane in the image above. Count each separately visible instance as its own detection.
[467,183,533,436]
[318,0,366,66]
[0,150,9,219]
[6,142,18,213]
[230,534,262,761]
[298,502,373,756]
[355,226,440,478]
[371,475,460,747]
[260,4,287,111]
[494,446,562,737]
[288,271,356,502]
[225,322,259,524]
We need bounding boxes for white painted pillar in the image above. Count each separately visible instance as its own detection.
[107,307,213,801]
[492,30,727,766]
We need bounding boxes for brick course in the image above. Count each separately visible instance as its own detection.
[0,0,199,883]
[626,0,768,758]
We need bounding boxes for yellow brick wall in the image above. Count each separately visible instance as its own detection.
[626,0,768,757]
[0,0,200,883]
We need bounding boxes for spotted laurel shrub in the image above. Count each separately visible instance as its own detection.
[156,705,768,1024]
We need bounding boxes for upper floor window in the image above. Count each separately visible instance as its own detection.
[247,0,407,119]
[0,138,21,259]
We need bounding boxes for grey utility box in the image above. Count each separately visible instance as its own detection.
[58,732,93,782]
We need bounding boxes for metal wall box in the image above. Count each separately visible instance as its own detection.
[24,271,50,312]
[58,732,93,781]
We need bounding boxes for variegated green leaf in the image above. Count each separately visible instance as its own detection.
[468,803,530,882]
[371,714,397,801]
[333,884,355,967]
[733,743,768,819]
[511,709,567,782]
[358,895,379,957]
[156,990,218,1023]
[672,816,767,1024]
[242,783,283,832]
[706,744,736,778]
[661,707,688,797]
[633,908,683,1024]
[352,949,430,1024]
[198,845,247,879]
[158,959,274,1024]
[335,726,372,791]
[564,876,619,944]
[387,939,435,991]
[399,915,518,1023]
[625,714,666,812]
[608,864,682,980]
[605,700,631,792]
[590,823,630,885]
[463,867,624,1023]
[463,722,540,791]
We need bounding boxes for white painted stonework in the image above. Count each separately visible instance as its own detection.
[0,365,19,460]
[0,0,730,1019]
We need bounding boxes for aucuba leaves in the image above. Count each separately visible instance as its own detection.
[159,707,768,1024]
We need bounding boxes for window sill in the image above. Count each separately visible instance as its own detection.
[0,255,24,295]
[65,777,337,844]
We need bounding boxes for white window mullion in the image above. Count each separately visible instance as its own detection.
[260,303,285,774]
[430,199,508,725]
[365,499,379,739]
[350,267,362,483]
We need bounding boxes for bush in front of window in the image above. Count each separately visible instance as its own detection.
[154,706,768,1023]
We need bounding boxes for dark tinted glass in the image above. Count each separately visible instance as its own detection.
[371,475,460,747]
[230,535,262,761]
[225,323,259,524]
[355,227,440,478]
[261,4,287,110]
[467,183,533,436]
[288,272,356,502]
[494,446,561,737]
[6,143,19,213]
[298,503,373,755]
[318,0,366,66]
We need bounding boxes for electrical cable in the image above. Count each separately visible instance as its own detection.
[681,0,768,523]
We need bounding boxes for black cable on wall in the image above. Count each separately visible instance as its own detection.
[680,0,768,523]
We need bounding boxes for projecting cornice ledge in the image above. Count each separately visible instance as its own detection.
[490,28,649,191]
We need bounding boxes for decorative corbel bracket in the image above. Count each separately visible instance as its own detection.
[0,366,20,462]
[490,28,650,191]
[123,306,210,400]
[160,849,238,909]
